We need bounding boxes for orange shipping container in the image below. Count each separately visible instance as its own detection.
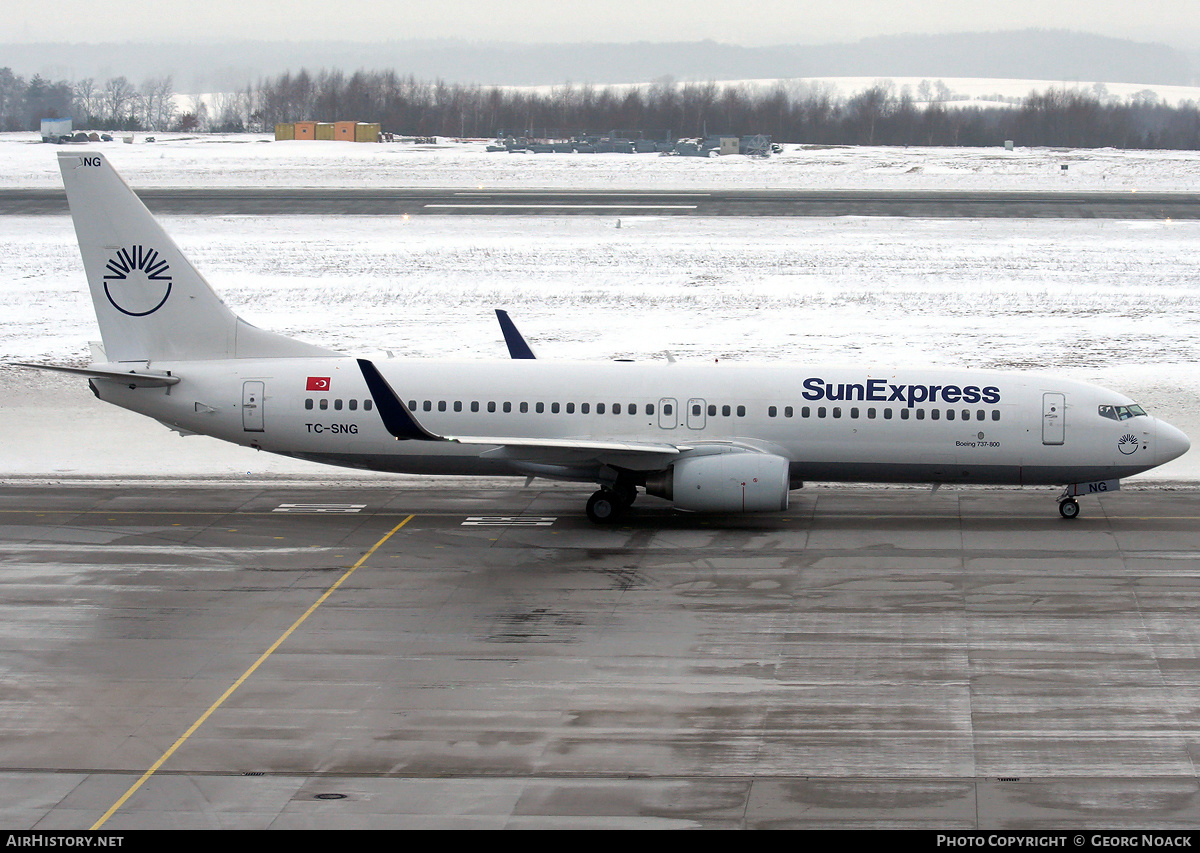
[294,121,317,140]
[334,121,357,141]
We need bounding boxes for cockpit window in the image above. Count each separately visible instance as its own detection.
[1099,404,1147,421]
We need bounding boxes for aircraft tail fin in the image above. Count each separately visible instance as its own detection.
[58,151,338,362]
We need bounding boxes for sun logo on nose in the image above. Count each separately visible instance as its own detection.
[1118,433,1139,455]
[103,245,172,316]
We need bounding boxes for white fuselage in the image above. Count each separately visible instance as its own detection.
[91,357,1188,487]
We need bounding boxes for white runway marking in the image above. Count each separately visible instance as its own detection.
[424,203,698,210]
[273,503,366,513]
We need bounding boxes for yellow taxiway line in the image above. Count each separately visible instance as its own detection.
[90,515,415,830]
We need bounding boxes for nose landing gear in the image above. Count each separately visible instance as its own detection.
[1058,497,1080,519]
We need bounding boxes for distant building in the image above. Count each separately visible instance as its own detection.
[274,121,380,142]
[40,118,72,142]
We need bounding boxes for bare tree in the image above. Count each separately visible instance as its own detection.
[102,76,136,128]
[73,77,101,124]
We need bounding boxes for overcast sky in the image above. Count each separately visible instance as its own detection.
[6,0,1199,48]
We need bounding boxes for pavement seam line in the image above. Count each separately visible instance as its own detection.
[89,514,414,830]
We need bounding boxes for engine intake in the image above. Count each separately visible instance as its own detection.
[646,453,791,513]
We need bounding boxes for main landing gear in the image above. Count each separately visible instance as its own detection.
[585,484,637,524]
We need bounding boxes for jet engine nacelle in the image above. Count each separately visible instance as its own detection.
[646,452,791,513]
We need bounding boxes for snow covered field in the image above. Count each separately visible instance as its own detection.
[1,137,1197,483]
[3,132,1200,192]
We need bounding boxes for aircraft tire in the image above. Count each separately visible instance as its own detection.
[613,483,637,509]
[1058,498,1080,520]
[586,490,622,524]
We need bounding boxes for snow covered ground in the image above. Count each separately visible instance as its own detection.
[1,137,1197,483]
[3,132,1200,192]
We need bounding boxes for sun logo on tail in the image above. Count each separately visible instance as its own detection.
[103,245,172,316]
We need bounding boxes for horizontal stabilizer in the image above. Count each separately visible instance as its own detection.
[11,362,180,387]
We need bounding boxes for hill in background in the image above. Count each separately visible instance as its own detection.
[3,30,1195,93]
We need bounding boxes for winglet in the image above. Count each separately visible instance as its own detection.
[495,309,537,359]
[356,358,444,441]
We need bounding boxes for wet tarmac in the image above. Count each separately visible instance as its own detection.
[2,482,1200,828]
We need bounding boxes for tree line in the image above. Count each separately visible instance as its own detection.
[250,70,1200,149]
[3,65,1200,149]
[0,69,185,131]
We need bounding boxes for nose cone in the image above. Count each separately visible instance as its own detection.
[1157,420,1191,465]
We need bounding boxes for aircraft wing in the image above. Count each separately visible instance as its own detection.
[448,435,689,454]
[357,358,688,460]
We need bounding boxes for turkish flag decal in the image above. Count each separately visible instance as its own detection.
[306,376,330,391]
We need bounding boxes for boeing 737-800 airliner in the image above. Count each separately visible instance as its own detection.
[20,152,1190,522]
